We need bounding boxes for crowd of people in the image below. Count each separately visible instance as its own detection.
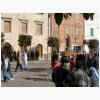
[51,51,99,87]
[1,44,39,83]
[1,44,99,87]
[1,46,28,82]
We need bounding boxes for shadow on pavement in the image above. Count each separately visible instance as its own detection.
[27,68,47,72]
[23,77,49,82]
[38,74,48,77]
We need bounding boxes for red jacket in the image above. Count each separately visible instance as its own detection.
[54,61,60,68]
[71,56,76,71]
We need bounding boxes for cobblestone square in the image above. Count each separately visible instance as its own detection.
[1,60,55,87]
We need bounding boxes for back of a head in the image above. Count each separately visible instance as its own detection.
[91,60,98,70]
[61,56,71,64]
[76,59,82,69]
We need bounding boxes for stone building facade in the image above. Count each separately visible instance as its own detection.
[1,13,50,60]
[85,13,100,41]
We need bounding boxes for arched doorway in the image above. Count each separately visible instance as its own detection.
[36,44,43,59]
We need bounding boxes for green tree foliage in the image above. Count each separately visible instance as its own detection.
[54,13,72,42]
[18,35,32,47]
[54,13,63,26]
[54,13,94,26]
[83,13,94,20]
[48,37,59,50]
[63,13,72,19]
[1,32,5,43]
[54,13,72,26]
[88,39,99,50]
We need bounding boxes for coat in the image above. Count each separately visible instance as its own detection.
[89,66,99,87]
[73,69,91,87]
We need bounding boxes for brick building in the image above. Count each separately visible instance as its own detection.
[50,13,84,55]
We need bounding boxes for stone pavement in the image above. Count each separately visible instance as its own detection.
[1,60,55,87]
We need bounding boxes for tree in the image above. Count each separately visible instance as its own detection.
[18,34,32,49]
[54,13,94,25]
[48,37,59,65]
[48,36,59,56]
[54,13,72,51]
[48,37,59,51]
[83,13,94,20]
[88,39,99,50]
[54,13,72,25]
[54,13,63,26]
[54,13,94,32]
[54,13,72,35]
[1,32,5,43]
[54,13,63,41]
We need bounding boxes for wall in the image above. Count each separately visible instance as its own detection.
[50,13,84,52]
[1,13,50,60]
[85,13,100,40]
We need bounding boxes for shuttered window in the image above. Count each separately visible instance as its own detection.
[36,24,42,35]
[22,22,27,33]
[90,28,94,36]
[4,21,11,33]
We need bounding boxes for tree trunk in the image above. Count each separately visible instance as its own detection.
[58,25,60,52]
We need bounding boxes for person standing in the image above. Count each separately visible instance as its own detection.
[51,51,58,68]
[71,54,76,71]
[15,51,23,72]
[52,56,74,87]
[21,49,28,70]
[88,60,99,87]
[1,48,5,81]
[73,59,91,87]
[58,53,62,63]
[3,45,15,81]
[8,59,14,80]
[53,57,60,68]
[24,49,28,70]
[2,49,11,82]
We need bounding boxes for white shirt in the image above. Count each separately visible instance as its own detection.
[5,58,9,68]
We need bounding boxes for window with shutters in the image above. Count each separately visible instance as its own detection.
[36,23,43,35]
[72,45,81,52]
[76,28,80,34]
[90,28,94,36]
[75,14,80,24]
[21,22,27,33]
[4,21,11,33]
[75,28,80,39]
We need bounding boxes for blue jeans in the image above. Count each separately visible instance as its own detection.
[8,63,13,78]
[3,68,10,81]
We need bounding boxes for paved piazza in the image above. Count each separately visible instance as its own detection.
[1,60,55,87]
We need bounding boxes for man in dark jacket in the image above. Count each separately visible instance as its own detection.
[52,67,68,87]
[52,56,74,87]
